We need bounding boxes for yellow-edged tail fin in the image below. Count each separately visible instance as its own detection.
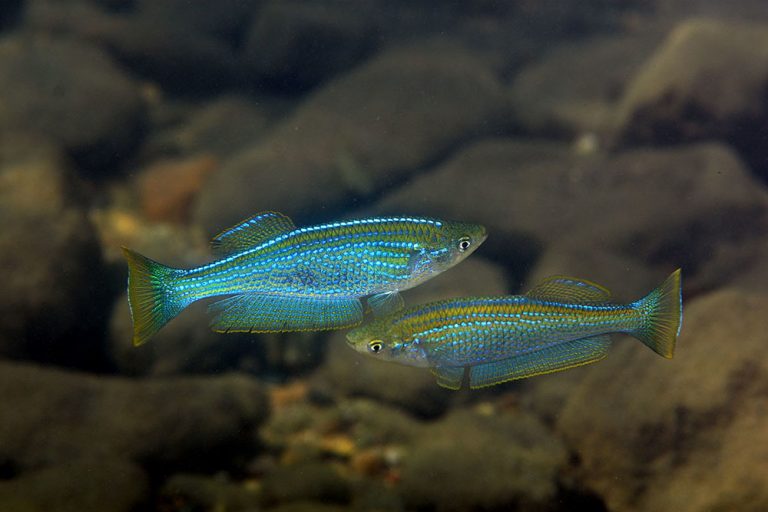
[122,247,188,346]
[631,269,682,358]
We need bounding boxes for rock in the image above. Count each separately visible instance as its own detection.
[0,34,144,171]
[399,409,567,511]
[510,33,661,140]
[0,360,269,470]
[557,289,768,512]
[161,473,260,512]
[134,0,257,39]
[0,459,148,512]
[243,0,379,92]
[0,138,109,369]
[143,95,273,160]
[25,0,243,92]
[313,334,453,419]
[261,462,351,507]
[135,154,219,223]
[616,18,768,176]
[194,43,511,232]
[375,139,768,291]
[265,503,353,512]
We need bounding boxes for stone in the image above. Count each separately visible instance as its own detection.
[0,138,109,369]
[243,0,379,92]
[161,473,260,512]
[374,139,768,292]
[616,18,768,176]
[0,459,148,512]
[260,462,351,507]
[510,33,661,140]
[0,33,144,171]
[399,409,567,511]
[194,43,510,232]
[135,154,219,223]
[557,289,768,512]
[0,360,269,470]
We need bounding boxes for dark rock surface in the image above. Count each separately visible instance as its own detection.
[555,289,768,512]
[375,139,768,292]
[617,18,768,176]
[243,0,379,92]
[0,137,108,369]
[399,409,567,512]
[195,43,511,232]
[0,34,144,170]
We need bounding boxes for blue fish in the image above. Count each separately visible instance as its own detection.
[122,212,487,346]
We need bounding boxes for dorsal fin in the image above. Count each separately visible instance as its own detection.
[526,275,611,304]
[211,211,296,256]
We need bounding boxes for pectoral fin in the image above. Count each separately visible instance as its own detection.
[367,291,405,317]
[430,366,465,390]
[469,335,612,389]
[209,293,363,333]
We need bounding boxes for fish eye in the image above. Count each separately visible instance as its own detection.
[368,340,384,354]
[457,237,472,252]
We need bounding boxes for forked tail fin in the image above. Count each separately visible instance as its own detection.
[122,247,188,346]
[631,269,683,358]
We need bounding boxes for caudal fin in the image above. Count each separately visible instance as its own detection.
[631,269,682,358]
[122,247,187,346]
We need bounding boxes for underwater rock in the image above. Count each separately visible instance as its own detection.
[0,459,148,512]
[375,139,768,291]
[243,0,380,92]
[617,18,768,176]
[399,409,567,512]
[161,473,261,512]
[260,462,352,507]
[313,335,453,419]
[25,0,243,92]
[195,43,510,232]
[142,95,273,160]
[0,360,268,470]
[135,154,219,223]
[509,33,661,140]
[133,0,257,39]
[0,33,144,171]
[0,138,108,369]
[556,289,768,512]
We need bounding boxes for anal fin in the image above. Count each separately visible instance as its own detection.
[430,366,465,390]
[469,335,612,389]
[209,293,363,333]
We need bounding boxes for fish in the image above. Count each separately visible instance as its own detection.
[122,211,487,346]
[346,269,682,389]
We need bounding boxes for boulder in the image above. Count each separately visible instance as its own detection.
[0,360,268,469]
[557,289,768,512]
[510,33,661,140]
[399,409,567,512]
[194,43,511,232]
[617,18,768,176]
[0,136,109,369]
[243,0,379,92]
[374,139,768,291]
[0,33,144,171]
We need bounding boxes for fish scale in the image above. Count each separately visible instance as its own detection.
[346,270,682,389]
[122,212,486,346]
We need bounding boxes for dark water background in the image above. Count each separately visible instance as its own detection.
[1,1,767,511]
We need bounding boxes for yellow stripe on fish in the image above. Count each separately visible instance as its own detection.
[346,270,682,389]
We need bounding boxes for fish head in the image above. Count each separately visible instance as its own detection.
[345,319,430,368]
[424,220,487,271]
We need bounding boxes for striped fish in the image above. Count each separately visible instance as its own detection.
[122,211,487,346]
[346,270,682,389]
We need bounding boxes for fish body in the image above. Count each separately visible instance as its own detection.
[123,212,487,346]
[346,270,682,389]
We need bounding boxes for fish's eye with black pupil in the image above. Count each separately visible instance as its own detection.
[368,340,384,353]
[458,237,471,252]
